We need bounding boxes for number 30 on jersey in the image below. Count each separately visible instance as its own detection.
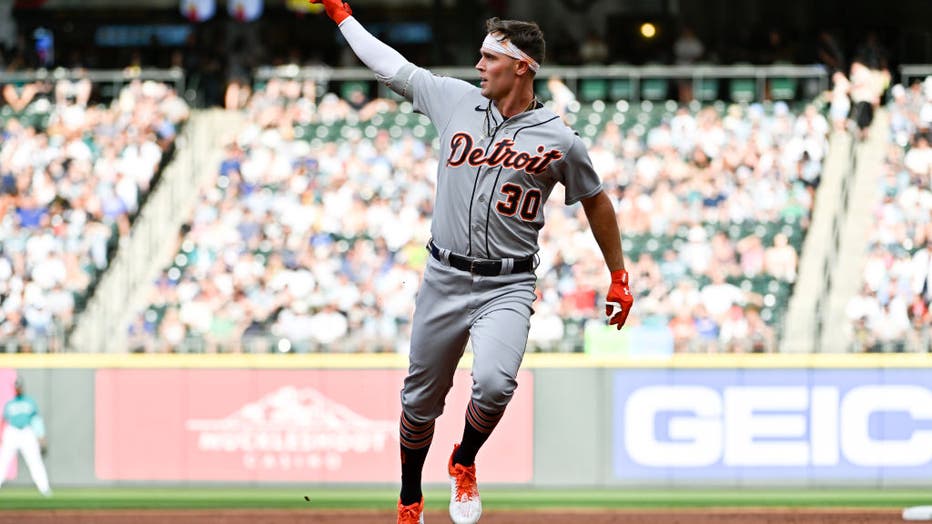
[496,183,542,221]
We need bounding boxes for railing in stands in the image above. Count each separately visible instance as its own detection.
[899,64,932,86]
[254,63,831,103]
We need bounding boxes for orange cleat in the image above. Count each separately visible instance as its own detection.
[397,496,425,524]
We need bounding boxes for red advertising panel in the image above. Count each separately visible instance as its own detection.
[95,369,533,482]
[0,368,18,480]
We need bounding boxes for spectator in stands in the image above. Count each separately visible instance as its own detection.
[668,307,697,353]
[874,299,910,353]
[692,304,720,353]
[579,31,609,65]
[847,283,881,351]
[527,302,565,352]
[910,242,932,304]
[849,59,891,140]
[673,26,705,102]
[904,133,932,176]
[55,73,91,108]
[854,31,888,71]
[764,233,798,282]
[2,81,43,113]
[719,304,750,352]
[545,75,576,123]
[745,306,775,352]
[905,295,931,352]
[828,71,851,132]
[709,230,738,277]
[851,316,876,352]
[158,307,187,352]
[674,26,705,65]
[815,30,846,75]
[701,270,746,321]
[736,234,765,277]
[921,77,932,131]
[849,60,876,138]
[888,84,915,146]
[761,29,795,64]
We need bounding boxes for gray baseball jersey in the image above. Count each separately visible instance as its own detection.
[384,63,604,423]
[386,63,603,259]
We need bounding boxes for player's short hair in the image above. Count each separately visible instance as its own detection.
[485,17,545,67]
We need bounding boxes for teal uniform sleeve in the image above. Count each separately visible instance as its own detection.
[31,415,46,439]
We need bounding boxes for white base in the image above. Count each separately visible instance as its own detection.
[449,475,481,524]
[903,506,932,520]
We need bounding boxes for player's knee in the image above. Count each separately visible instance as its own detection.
[401,376,453,422]
[401,402,440,424]
[473,369,516,410]
[401,389,443,422]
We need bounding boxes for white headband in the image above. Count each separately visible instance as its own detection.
[482,33,540,73]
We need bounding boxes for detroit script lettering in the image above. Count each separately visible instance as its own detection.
[446,132,563,175]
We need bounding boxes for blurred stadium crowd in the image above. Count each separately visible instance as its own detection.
[0,78,189,352]
[0,6,931,353]
[2,67,932,353]
[848,79,932,352]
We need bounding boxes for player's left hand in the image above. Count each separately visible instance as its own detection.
[605,269,633,330]
[308,0,353,24]
[39,437,48,454]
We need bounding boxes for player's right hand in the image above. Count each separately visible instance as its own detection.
[605,269,634,330]
[309,0,353,24]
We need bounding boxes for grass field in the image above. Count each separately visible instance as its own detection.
[0,487,929,511]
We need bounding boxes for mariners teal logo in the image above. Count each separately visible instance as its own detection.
[446,132,563,175]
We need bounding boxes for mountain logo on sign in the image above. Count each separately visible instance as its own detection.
[185,386,397,454]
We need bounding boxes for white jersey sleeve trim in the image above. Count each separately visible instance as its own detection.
[338,16,408,80]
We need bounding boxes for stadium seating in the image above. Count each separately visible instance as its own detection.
[0,80,189,352]
[847,82,932,352]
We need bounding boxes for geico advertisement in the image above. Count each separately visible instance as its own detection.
[613,369,932,480]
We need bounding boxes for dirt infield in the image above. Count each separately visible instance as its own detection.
[0,508,907,523]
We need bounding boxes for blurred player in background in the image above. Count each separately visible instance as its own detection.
[0,376,51,496]
[310,1,633,523]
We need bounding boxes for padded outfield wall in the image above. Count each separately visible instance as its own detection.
[1,354,931,488]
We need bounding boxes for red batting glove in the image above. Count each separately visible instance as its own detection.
[605,269,634,330]
[309,0,353,24]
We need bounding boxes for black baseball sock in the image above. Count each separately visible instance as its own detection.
[399,411,434,506]
[453,399,505,467]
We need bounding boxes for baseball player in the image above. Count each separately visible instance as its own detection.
[0,376,52,496]
[310,2,633,523]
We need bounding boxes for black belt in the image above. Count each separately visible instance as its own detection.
[428,240,534,276]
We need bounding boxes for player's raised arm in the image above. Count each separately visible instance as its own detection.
[310,0,474,130]
[309,0,408,82]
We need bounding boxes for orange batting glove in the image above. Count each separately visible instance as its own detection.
[309,0,353,24]
[605,269,634,330]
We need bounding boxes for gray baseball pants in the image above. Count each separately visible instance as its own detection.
[401,255,537,423]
